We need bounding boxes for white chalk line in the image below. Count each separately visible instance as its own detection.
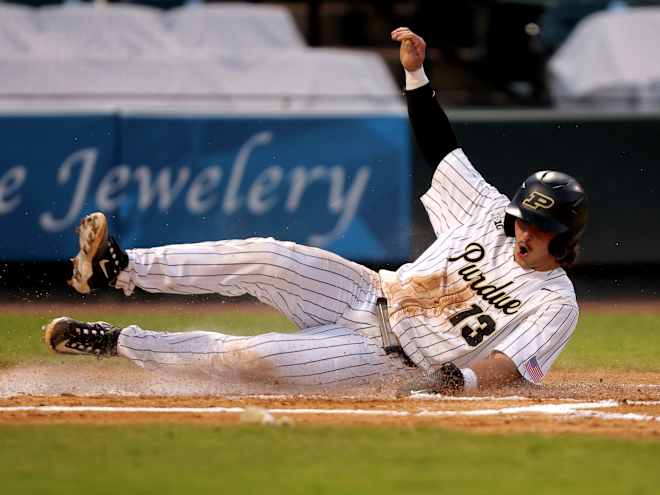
[570,410,660,422]
[418,400,618,417]
[2,399,660,422]
[624,400,660,406]
[409,394,530,401]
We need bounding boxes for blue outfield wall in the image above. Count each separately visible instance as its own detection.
[0,114,411,263]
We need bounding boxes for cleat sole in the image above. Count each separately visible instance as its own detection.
[43,316,71,352]
[67,212,108,294]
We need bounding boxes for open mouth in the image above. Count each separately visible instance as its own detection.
[518,243,529,257]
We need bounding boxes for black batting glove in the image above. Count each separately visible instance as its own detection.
[397,362,465,396]
[425,362,465,394]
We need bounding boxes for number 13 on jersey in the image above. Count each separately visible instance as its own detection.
[449,304,496,346]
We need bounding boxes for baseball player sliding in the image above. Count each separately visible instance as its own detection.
[43,28,588,395]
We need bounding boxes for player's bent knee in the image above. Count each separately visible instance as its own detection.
[215,335,287,378]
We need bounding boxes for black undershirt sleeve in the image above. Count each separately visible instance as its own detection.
[405,83,459,170]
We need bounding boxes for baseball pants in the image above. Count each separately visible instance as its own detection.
[112,238,407,386]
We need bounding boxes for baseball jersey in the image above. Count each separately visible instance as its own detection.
[379,148,579,384]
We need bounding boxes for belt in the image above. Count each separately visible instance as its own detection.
[375,297,415,367]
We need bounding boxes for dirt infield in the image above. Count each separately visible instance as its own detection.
[2,300,659,438]
[1,363,659,438]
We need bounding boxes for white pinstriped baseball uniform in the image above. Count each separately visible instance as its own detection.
[110,147,578,386]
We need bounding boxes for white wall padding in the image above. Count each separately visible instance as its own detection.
[548,7,660,109]
[0,3,401,113]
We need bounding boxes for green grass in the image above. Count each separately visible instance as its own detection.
[554,312,660,371]
[1,424,659,495]
[2,308,658,372]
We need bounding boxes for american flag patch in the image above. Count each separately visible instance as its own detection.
[524,356,544,383]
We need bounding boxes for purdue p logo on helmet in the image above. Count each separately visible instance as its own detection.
[522,192,555,210]
[504,171,588,266]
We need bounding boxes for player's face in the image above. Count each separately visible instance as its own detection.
[513,219,559,271]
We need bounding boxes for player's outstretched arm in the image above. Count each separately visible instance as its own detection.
[469,352,524,390]
[398,352,523,396]
[391,27,458,169]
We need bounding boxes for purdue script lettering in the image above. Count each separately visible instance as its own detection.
[0,131,371,247]
[447,242,522,315]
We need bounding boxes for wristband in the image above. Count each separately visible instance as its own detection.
[405,67,429,90]
[460,367,478,390]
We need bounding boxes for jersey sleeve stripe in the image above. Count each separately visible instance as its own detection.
[538,310,580,366]
[508,304,577,361]
[499,306,555,355]
[424,186,464,224]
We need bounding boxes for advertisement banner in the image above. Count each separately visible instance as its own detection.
[0,114,410,263]
[0,114,116,261]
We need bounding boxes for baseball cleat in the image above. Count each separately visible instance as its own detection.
[43,317,121,357]
[68,212,128,294]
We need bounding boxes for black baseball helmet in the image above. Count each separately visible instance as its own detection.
[504,171,588,264]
